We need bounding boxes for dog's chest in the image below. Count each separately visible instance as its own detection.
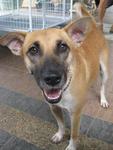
[57,90,76,111]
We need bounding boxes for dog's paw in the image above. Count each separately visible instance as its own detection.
[65,144,76,150]
[65,140,76,150]
[51,131,64,143]
[100,100,109,108]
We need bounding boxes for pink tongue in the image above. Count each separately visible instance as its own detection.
[44,89,61,100]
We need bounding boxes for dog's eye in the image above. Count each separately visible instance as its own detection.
[29,46,39,56]
[30,47,39,55]
[57,41,68,53]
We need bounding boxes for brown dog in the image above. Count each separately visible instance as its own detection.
[0,4,109,150]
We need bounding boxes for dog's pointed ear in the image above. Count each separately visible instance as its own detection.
[64,17,94,45]
[0,32,26,56]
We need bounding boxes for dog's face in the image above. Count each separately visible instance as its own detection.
[24,29,72,104]
[0,17,93,104]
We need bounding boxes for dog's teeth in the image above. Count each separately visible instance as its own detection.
[44,89,61,100]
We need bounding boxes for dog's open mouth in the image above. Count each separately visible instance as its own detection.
[43,89,62,104]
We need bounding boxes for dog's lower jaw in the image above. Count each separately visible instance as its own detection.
[65,139,76,150]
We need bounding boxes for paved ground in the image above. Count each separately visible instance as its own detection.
[0,4,113,150]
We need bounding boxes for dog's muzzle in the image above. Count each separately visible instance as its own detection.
[33,58,68,104]
[34,68,67,104]
[42,71,66,104]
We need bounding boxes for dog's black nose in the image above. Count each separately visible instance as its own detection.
[44,74,61,86]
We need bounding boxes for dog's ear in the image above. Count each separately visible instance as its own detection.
[64,17,94,45]
[0,32,26,56]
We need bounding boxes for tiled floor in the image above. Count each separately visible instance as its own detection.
[0,87,113,150]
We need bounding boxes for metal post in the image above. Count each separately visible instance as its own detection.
[42,0,46,29]
[70,0,73,20]
[17,0,19,13]
[63,0,66,20]
[12,0,14,14]
[28,0,33,31]
[1,0,3,12]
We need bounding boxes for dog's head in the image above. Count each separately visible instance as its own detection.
[0,17,94,104]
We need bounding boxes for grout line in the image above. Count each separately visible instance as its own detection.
[82,107,103,149]
[85,107,102,136]
[0,136,15,149]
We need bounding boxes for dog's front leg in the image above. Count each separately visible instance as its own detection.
[100,54,109,108]
[66,107,82,150]
[50,105,65,143]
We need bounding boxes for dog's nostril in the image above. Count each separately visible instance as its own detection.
[44,75,61,86]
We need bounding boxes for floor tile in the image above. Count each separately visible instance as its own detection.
[1,136,41,150]
[87,118,113,144]
[0,129,11,148]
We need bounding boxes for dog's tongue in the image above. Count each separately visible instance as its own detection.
[44,89,61,100]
